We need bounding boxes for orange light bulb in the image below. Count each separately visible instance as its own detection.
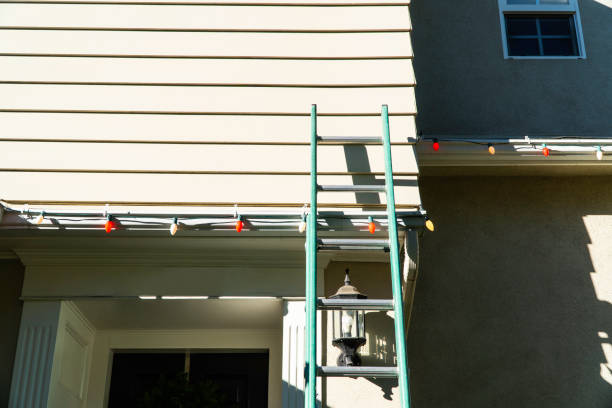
[488,144,495,155]
[235,219,244,233]
[368,216,376,234]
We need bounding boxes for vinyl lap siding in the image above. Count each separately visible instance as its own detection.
[0,0,420,208]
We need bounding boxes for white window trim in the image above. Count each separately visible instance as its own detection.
[498,0,587,59]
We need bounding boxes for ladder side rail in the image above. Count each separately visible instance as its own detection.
[305,104,318,408]
[381,104,412,408]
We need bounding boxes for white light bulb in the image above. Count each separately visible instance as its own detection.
[596,147,604,161]
[341,311,355,337]
[298,220,307,233]
[170,218,178,236]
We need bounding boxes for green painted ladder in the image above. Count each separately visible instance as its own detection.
[305,104,411,408]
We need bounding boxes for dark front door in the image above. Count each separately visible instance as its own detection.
[108,351,268,408]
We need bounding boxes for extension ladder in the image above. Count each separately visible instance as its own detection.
[304,104,412,407]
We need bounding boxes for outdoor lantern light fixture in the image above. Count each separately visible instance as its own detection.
[330,269,367,366]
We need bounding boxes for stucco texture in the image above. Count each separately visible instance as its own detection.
[409,176,612,407]
[410,0,612,137]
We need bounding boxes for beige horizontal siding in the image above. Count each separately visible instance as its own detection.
[0,4,411,30]
[0,57,415,85]
[0,173,421,207]
[1,85,417,113]
[0,143,419,173]
[0,31,413,57]
[0,114,417,143]
[0,2,420,208]
[0,1,410,4]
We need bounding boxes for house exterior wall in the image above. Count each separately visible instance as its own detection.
[410,176,612,407]
[0,259,24,407]
[0,0,420,209]
[410,0,612,137]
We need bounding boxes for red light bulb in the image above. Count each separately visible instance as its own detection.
[104,219,116,233]
[235,219,244,233]
[433,139,440,152]
[368,216,375,234]
[542,145,550,157]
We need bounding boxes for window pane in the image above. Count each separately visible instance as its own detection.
[540,0,570,4]
[506,16,538,36]
[540,16,573,35]
[542,38,578,55]
[508,38,541,56]
[507,0,536,4]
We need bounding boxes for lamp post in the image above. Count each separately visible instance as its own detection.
[330,269,367,366]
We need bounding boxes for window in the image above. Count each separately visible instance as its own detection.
[498,0,586,58]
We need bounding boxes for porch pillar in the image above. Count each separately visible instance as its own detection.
[8,301,61,408]
[282,301,306,408]
[282,300,322,408]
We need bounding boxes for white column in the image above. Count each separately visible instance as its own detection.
[9,301,61,408]
[9,301,95,408]
[281,300,323,408]
[282,301,305,408]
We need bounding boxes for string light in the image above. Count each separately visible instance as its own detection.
[298,204,308,233]
[35,211,45,225]
[425,217,435,232]
[432,138,440,152]
[170,217,178,236]
[368,216,376,234]
[235,215,244,232]
[104,215,116,233]
[488,143,495,155]
[596,146,604,161]
[541,144,550,157]
[233,204,244,232]
[298,215,307,233]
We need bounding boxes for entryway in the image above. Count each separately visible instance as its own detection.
[107,351,269,407]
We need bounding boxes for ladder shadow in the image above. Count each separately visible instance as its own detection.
[342,145,381,205]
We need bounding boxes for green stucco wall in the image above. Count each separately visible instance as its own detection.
[409,176,612,407]
[0,259,24,406]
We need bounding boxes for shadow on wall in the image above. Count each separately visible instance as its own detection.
[410,0,612,136]
[409,177,612,407]
[362,312,398,400]
[323,262,401,404]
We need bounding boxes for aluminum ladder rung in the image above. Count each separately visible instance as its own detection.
[318,245,390,252]
[317,298,394,310]
[318,366,399,378]
[317,238,389,247]
[317,238,389,251]
[318,136,382,144]
[318,184,386,193]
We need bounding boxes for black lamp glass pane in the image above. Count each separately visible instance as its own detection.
[539,16,572,35]
[542,38,578,56]
[506,16,538,36]
[508,38,541,56]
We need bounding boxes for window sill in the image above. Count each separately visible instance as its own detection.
[505,55,586,60]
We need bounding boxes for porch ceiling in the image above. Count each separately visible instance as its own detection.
[74,298,283,330]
